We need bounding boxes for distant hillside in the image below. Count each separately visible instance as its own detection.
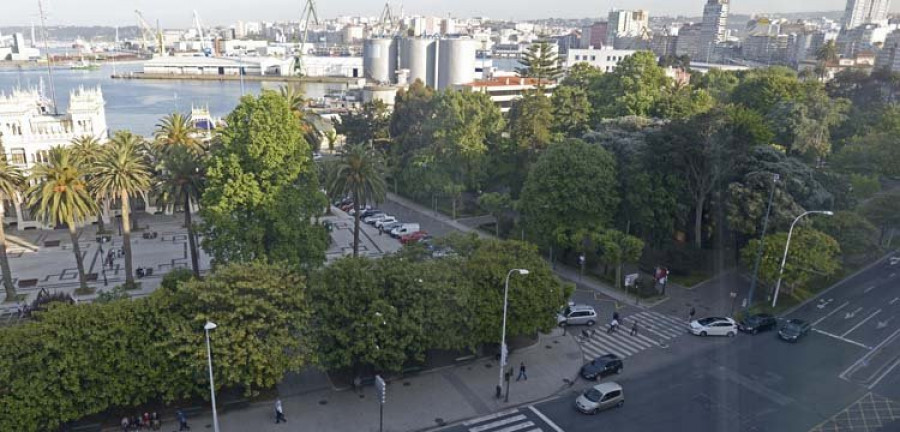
[0,26,142,42]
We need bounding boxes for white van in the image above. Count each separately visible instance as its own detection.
[390,223,420,238]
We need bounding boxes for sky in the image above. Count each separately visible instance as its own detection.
[0,0,871,27]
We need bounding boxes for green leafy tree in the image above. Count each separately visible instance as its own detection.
[509,91,554,154]
[653,84,714,120]
[862,190,900,245]
[201,91,328,266]
[326,143,387,256]
[591,51,671,118]
[154,112,205,155]
[478,192,512,236]
[516,40,563,87]
[550,85,593,138]
[519,138,619,249]
[155,146,205,275]
[731,67,804,114]
[741,228,841,296]
[766,88,849,161]
[814,210,880,257]
[429,90,504,189]
[338,100,391,148]
[726,173,805,239]
[157,261,313,396]
[595,229,644,291]
[694,68,740,103]
[92,131,152,287]
[27,147,98,293]
[0,135,24,301]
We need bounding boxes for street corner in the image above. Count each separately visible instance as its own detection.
[809,392,900,432]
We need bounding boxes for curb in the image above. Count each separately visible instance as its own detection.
[781,250,898,317]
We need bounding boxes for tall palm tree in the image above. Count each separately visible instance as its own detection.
[0,134,24,302]
[815,40,838,81]
[280,85,322,151]
[70,135,108,231]
[155,146,204,276]
[91,131,152,287]
[326,143,386,257]
[154,113,205,155]
[27,146,98,293]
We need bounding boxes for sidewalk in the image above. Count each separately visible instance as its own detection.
[133,329,582,432]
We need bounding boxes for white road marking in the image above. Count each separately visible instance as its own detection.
[840,327,900,381]
[468,415,527,432]
[528,406,565,432]
[877,316,895,329]
[814,328,872,350]
[813,301,849,326]
[869,357,900,389]
[864,285,876,293]
[845,307,864,320]
[891,297,900,305]
[842,309,882,337]
[463,409,519,426]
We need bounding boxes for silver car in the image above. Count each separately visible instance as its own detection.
[575,382,624,414]
[557,304,598,327]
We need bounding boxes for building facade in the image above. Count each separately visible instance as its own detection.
[700,0,729,61]
[843,0,891,29]
[566,47,638,72]
[607,10,650,46]
[455,77,556,113]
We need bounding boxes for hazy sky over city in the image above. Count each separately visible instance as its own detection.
[0,0,881,27]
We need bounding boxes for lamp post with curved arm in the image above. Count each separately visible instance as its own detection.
[771,211,833,308]
[497,268,529,399]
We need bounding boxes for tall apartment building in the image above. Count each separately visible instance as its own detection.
[843,0,891,29]
[606,9,649,46]
[699,0,729,61]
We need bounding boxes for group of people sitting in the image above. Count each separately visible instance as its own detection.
[120,412,161,431]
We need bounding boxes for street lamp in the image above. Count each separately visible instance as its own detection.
[204,321,220,432]
[771,210,833,308]
[497,268,529,399]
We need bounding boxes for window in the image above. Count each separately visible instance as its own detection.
[591,55,596,61]
[575,55,580,60]
[10,149,25,165]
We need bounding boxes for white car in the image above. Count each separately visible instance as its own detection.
[689,317,738,337]
[374,216,398,228]
[364,214,389,224]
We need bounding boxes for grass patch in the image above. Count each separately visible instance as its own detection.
[668,271,712,288]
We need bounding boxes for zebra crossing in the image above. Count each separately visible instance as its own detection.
[577,310,687,360]
[461,407,561,432]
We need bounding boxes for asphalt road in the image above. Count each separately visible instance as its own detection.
[440,254,900,432]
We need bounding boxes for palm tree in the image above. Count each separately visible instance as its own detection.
[27,146,98,293]
[815,40,838,81]
[91,131,152,287]
[326,143,386,257]
[154,146,204,276]
[0,134,24,302]
[154,113,205,155]
[70,135,108,231]
[279,84,307,118]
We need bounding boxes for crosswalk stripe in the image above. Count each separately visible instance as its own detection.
[648,311,689,327]
[630,332,662,346]
[464,409,519,426]
[469,415,527,432]
[585,336,634,357]
[633,314,683,338]
[637,312,684,333]
[607,332,652,351]
[631,320,678,339]
[581,342,609,359]
[591,332,640,354]
[489,421,536,432]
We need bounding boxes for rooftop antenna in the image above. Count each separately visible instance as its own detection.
[296,0,320,76]
[37,0,58,115]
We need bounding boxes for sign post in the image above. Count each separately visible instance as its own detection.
[375,375,386,432]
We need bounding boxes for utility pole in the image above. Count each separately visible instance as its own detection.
[746,173,778,313]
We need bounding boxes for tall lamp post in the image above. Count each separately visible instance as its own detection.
[771,211,833,308]
[204,321,220,432]
[497,268,529,399]
[746,173,779,313]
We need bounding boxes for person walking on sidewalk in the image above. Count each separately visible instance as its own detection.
[176,410,190,431]
[689,306,696,322]
[630,320,639,336]
[517,362,527,381]
[275,399,287,424]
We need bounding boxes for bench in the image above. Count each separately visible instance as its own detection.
[18,279,38,288]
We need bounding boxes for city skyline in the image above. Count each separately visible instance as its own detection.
[0,0,883,27]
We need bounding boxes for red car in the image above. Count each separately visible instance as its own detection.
[400,231,429,245]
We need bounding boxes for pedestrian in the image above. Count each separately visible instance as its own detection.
[150,412,161,431]
[353,376,362,394]
[613,311,620,322]
[607,317,619,334]
[379,225,384,236]
[630,320,639,336]
[275,399,287,424]
[120,417,129,432]
[131,415,141,431]
[176,410,190,431]
[689,306,696,322]
[142,412,150,429]
[516,362,527,381]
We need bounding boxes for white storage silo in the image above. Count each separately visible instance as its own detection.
[401,37,437,87]
[363,38,398,84]
[437,38,477,90]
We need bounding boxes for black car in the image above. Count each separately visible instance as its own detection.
[778,319,812,342]
[580,354,623,380]
[739,313,777,334]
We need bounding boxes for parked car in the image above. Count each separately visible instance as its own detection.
[390,223,421,238]
[689,317,738,337]
[400,231,429,245]
[380,221,403,233]
[340,202,355,212]
[349,205,372,216]
[558,304,598,327]
[889,256,900,266]
[363,213,389,224]
[374,216,398,228]
[778,319,811,342]
[575,382,624,414]
[580,354,623,380]
[359,208,381,219]
[739,313,777,334]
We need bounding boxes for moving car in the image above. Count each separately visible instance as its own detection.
[558,304,598,327]
[689,317,737,337]
[580,354,623,380]
[739,313,777,334]
[575,382,624,414]
[778,319,811,342]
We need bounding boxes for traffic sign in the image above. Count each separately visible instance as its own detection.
[375,375,386,405]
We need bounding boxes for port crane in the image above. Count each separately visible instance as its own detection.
[193,10,212,56]
[295,0,319,75]
[135,10,163,55]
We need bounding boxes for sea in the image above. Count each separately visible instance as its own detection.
[0,58,523,138]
